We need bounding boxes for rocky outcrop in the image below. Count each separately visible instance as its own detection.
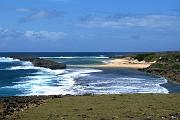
[0,95,63,119]
[138,52,180,83]
[142,66,180,84]
[11,56,66,69]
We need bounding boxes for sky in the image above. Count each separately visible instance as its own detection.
[0,0,180,52]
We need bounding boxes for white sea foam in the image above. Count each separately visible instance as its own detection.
[7,66,39,70]
[75,84,168,95]
[0,57,20,62]
[1,59,169,95]
[22,68,102,95]
[2,67,104,96]
[102,60,111,64]
[26,86,76,96]
[40,56,109,59]
[41,69,67,75]
[21,61,33,66]
[72,75,169,95]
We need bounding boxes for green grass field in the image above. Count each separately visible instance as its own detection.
[16,94,180,120]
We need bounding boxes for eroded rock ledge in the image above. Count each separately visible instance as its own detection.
[0,95,63,119]
[11,56,66,69]
[110,52,180,83]
[132,52,180,83]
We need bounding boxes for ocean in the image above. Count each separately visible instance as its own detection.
[0,52,179,96]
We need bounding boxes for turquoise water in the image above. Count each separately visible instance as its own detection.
[0,52,179,96]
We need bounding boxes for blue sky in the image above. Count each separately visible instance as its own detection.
[0,0,180,52]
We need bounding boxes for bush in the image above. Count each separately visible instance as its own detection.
[133,53,155,61]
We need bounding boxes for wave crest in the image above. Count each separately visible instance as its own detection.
[40,56,109,59]
[0,57,20,62]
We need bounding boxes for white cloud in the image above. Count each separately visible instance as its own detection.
[24,30,67,40]
[0,28,67,41]
[19,9,63,22]
[79,14,180,30]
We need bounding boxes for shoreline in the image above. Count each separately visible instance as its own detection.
[71,52,180,85]
[69,57,155,69]
[0,53,180,119]
[100,58,155,69]
[146,72,180,86]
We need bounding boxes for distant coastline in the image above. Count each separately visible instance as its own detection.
[102,52,180,84]
[0,52,180,119]
[79,57,155,69]
[74,51,180,84]
[1,52,174,96]
[9,52,179,84]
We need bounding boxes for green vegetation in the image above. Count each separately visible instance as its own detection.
[3,52,180,120]
[131,52,180,62]
[131,52,180,83]
[14,94,180,120]
[131,53,156,62]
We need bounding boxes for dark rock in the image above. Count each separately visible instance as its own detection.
[81,114,88,118]
[53,95,63,98]
[169,113,180,119]
[77,114,89,118]
[83,93,94,96]
[11,56,66,69]
[0,95,62,119]
[100,118,111,120]
[87,108,93,111]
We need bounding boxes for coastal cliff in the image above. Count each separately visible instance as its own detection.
[130,52,180,83]
[11,56,66,69]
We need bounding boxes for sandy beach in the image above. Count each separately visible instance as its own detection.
[74,57,156,69]
[99,57,155,68]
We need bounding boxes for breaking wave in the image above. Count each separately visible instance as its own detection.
[2,60,104,96]
[0,57,20,63]
[1,58,169,96]
[40,56,109,59]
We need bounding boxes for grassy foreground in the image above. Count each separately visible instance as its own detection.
[15,94,180,120]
